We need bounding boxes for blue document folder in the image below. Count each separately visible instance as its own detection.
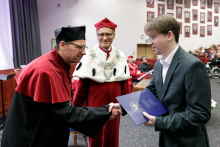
[116,88,168,126]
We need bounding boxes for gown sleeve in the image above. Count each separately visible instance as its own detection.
[44,101,111,138]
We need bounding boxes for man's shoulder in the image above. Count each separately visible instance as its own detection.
[182,50,201,62]
[30,54,61,75]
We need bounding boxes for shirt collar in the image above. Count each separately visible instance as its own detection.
[99,44,111,51]
[160,44,179,65]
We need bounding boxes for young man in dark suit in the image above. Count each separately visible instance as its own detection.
[143,14,211,147]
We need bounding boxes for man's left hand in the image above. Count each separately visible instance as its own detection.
[143,112,156,126]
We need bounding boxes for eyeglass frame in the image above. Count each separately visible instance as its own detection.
[148,35,157,43]
[68,42,88,52]
[97,33,114,38]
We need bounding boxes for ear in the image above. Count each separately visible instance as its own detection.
[59,41,66,51]
[167,31,174,41]
[112,33,115,39]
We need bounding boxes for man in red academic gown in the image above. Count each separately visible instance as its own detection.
[128,55,151,80]
[73,18,131,147]
[1,26,122,147]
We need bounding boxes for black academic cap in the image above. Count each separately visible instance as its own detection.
[54,26,86,44]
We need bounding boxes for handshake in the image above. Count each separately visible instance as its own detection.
[108,103,122,120]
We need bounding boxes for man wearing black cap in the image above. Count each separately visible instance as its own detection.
[1,26,122,147]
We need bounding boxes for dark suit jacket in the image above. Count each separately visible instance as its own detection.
[147,46,211,147]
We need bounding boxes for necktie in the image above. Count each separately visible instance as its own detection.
[99,45,112,59]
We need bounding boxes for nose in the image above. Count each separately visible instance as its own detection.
[148,40,153,45]
[82,49,86,55]
[103,35,108,40]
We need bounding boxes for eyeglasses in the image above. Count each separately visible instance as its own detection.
[148,35,156,43]
[69,43,88,52]
[97,33,114,38]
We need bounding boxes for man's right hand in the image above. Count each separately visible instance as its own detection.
[137,71,141,75]
[108,103,122,120]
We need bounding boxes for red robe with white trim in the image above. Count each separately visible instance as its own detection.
[73,45,131,147]
[73,79,130,147]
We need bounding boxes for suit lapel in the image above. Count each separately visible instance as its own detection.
[158,62,163,88]
[158,63,164,99]
[161,46,184,99]
[154,59,163,100]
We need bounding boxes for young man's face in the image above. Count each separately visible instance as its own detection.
[147,32,168,56]
[97,27,115,49]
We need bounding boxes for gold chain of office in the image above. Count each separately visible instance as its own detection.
[89,49,120,80]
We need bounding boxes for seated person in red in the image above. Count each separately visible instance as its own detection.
[128,56,151,80]
[139,57,153,77]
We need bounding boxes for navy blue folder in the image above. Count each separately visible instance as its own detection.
[116,88,168,126]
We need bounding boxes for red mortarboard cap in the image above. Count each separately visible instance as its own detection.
[128,56,133,59]
[94,18,117,32]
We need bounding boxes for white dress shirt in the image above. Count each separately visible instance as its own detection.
[160,45,179,83]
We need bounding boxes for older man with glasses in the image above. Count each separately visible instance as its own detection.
[73,18,131,147]
[2,26,122,147]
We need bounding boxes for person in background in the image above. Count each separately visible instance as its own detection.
[204,52,209,57]
[194,49,198,55]
[139,57,153,76]
[198,47,202,53]
[1,26,121,147]
[191,50,197,56]
[209,49,216,58]
[72,18,131,147]
[128,55,151,80]
[215,52,220,65]
[217,47,220,53]
[143,14,211,147]
[207,54,216,69]
[198,52,204,57]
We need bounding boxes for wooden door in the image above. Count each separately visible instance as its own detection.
[137,44,157,59]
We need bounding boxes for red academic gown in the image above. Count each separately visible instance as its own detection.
[128,62,151,80]
[1,49,112,147]
[73,46,131,147]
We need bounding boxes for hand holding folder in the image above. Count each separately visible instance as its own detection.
[116,88,168,126]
